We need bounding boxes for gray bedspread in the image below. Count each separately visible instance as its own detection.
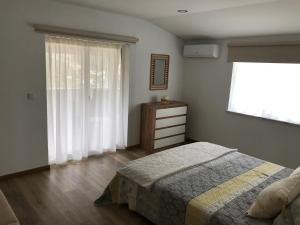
[95,143,292,225]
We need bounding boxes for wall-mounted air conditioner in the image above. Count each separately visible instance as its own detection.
[183,44,219,58]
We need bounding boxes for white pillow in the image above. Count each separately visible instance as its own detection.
[247,167,300,219]
[290,167,300,177]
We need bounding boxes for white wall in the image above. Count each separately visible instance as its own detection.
[183,36,300,169]
[0,0,184,176]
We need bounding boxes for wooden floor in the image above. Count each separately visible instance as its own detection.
[0,149,154,225]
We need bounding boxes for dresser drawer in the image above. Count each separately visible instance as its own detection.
[154,134,185,149]
[141,101,188,153]
[156,106,187,118]
[155,125,186,139]
[155,116,186,129]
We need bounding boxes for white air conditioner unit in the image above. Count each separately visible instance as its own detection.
[183,44,219,58]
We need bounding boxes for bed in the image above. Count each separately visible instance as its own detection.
[95,142,293,225]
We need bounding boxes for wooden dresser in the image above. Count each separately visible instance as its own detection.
[140,101,188,153]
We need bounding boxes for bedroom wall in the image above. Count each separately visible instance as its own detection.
[0,0,184,176]
[183,35,300,169]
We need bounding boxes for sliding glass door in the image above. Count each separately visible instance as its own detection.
[45,36,128,164]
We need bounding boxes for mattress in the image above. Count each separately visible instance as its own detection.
[95,142,292,225]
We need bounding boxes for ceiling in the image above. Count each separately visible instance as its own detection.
[54,0,300,40]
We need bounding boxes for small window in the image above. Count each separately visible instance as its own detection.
[228,62,300,125]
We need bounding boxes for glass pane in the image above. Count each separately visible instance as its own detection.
[228,62,300,125]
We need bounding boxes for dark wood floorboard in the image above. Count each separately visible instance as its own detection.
[0,149,154,225]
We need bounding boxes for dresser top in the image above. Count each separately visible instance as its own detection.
[142,101,187,109]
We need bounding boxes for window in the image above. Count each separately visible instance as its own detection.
[228,62,300,125]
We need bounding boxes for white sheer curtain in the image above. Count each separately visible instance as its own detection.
[45,35,128,164]
[228,62,300,125]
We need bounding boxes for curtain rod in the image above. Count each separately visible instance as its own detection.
[31,24,139,44]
